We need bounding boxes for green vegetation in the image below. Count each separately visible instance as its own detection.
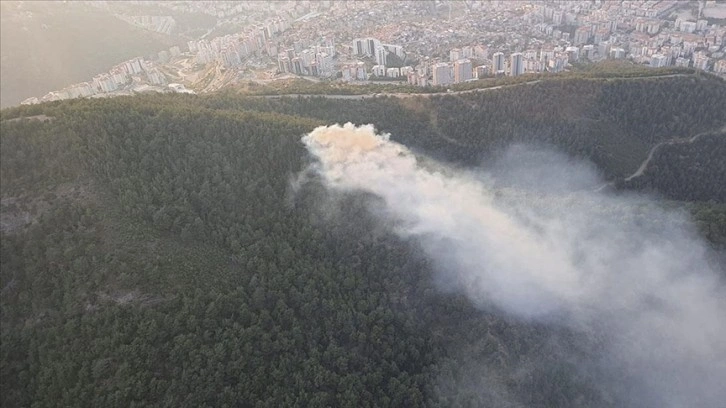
[1,73,725,407]
[619,131,726,203]
[241,78,422,96]
[244,64,701,97]
[215,73,726,181]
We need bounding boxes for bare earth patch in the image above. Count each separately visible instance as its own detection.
[2,114,54,123]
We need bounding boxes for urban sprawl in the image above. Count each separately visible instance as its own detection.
[24,0,726,105]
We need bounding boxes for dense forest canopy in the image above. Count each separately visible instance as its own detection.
[1,72,725,407]
[211,73,726,182]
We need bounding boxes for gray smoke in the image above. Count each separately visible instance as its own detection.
[301,123,726,407]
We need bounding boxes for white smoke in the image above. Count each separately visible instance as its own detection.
[301,123,726,407]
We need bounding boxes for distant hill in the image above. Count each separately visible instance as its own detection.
[0,1,183,108]
[1,72,725,407]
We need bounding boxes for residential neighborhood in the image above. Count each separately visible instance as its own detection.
[23,0,726,104]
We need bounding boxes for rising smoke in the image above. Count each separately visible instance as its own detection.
[300,123,726,407]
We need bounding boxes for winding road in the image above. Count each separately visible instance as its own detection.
[624,124,726,182]
[593,124,726,193]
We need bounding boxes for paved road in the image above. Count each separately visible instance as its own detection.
[256,73,693,101]
[1,114,54,123]
[624,124,726,182]
[594,123,725,192]
[258,79,543,100]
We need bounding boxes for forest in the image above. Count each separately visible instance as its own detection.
[1,72,725,407]
[214,72,726,182]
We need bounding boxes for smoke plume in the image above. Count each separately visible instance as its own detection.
[301,123,726,407]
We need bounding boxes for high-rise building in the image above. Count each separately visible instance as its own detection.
[582,44,595,60]
[375,46,388,66]
[492,52,505,74]
[383,44,404,59]
[510,53,524,76]
[266,42,278,58]
[355,62,367,80]
[293,40,306,53]
[474,65,488,79]
[432,63,452,86]
[680,21,697,33]
[353,39,365,56]
[565,47,580,62]
[352,38,380,57]
[407,72,417,85]
[650,54,669,68]
[220,48,241,67]
[574,27,590,46]
[130,58,143,74]
[593,28,610,44]
[598,41,611,59]
[714,59,726,74]
[66,82,95,98]
[696,19,708,32]
[450,48,462,62]
[110,69,128,86]
[400,66,414,76]
[675,57,690,67]
[298,49,311,65]
[341,65,353,81]
[292,57,303,74]
[315,52,333,77]
[525,59,544,73]
[368,38,377,56]
[693,52,709,70]
[539,49,555,63]
[453,59,472,83]
[278,55,290,73]
[609,47,626,59]
[93,74,117,93]
[548,55,568,73]
[147,69,166,85]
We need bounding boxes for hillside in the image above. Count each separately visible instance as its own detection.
[1,74,726,407]
[213,72,726,183]
[618,130,726,202]
[0,1,183,108]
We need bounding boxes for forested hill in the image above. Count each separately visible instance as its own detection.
[1,73,725,407]
[207,73,726,184]
[618,130,726,202]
